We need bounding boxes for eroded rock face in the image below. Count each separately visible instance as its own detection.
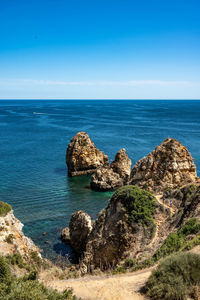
[80,186,157,272]
[69,210,93,255]
[163,183,200,225]
[90,167,124,191]
[0,211,41,258]
[110,148,132,182]
[90,149,131,191]
[130,138,197,192]
[66,132,109,176]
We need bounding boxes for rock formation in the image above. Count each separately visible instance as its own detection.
[130,138,197,192]
[90,167,124,191]
[110,148,132,182]
[69,210,93,255]
[0,208,41,258]
[60,227,70,244]
[68,182,200,274]
[79,186,157,272]
[66,132,109,176]
[90,149,131,191]
[162,183,200,225]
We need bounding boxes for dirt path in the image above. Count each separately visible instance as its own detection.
[46,268,152,300]
[148,194,175,248]
[155,194,172,210]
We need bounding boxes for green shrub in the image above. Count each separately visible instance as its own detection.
[112,185,156,227]
[0,256,11,284]
[145,252,200,300]
[124,258,136,268]
[153,218,200,261]
[5,234,14,244]
[6,254,25,269]
[132,258,155,271]
[0,255,79,299]
[182,235,200,250]
[112,265,126,274]
[179,218,200,236]
[1,279,76,300]
[153,232,185,261]
[0,201,12,217]
[30,251,43,267]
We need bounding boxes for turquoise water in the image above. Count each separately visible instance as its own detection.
[0,100,200,260]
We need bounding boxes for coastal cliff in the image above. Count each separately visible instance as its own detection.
[130,137,197,192]
[0,201,41,258]
[63,135,200,274]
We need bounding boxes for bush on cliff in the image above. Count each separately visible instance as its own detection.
[112,185,156,226]
[0,256,78,300]
[145,252,200,300]
[0,201,12,217]
[153,218,200,261]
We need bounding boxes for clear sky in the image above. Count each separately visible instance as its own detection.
[0,0,200,99]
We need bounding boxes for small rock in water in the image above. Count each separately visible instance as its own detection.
[60,227,70,244]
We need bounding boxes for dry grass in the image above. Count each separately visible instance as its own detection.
[46,268,151,300]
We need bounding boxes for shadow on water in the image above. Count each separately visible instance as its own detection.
[53,242,69,256]
[54,166,67,176]
[53,242,78,264]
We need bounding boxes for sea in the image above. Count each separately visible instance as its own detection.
[0,100,200,261]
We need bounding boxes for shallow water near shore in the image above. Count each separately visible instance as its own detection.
[0,99,200,260]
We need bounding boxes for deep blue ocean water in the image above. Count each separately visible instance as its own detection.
[0,100,200,260]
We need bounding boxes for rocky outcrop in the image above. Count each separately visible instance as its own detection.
[69,211,93,255]
[66,132,109,176]
[162,183,200,226]
[90,149,131,191]
[130,138,197,192]
[0,210,41,258]
[60,227,70,244]
[90,167,124,191]
[80,186,157,272]
[110,148,132,182]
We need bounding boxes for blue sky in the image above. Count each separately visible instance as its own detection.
[0,0,200,99]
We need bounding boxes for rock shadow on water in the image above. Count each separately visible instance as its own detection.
[53,241,78,264]
[54,167,67,176]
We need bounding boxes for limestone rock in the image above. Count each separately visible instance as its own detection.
[60,227,70,244]
[130,138,197,192]
[0,210,41,258]
[110,148,132,182]
[90,149,131,191]
[163,183,200,223]
[90,167,124,191]
[66,132,109,176]
[69,210,93,255]
[80,186,157,272]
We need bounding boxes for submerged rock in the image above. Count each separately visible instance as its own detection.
[90,149,131,191]
[69,210,93,255]
[130,138,197,192]
[66,132,109,176]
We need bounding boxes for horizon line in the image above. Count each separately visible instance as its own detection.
[0,98,200,101]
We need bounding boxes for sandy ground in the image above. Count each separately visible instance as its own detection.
[46,268,152,300]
